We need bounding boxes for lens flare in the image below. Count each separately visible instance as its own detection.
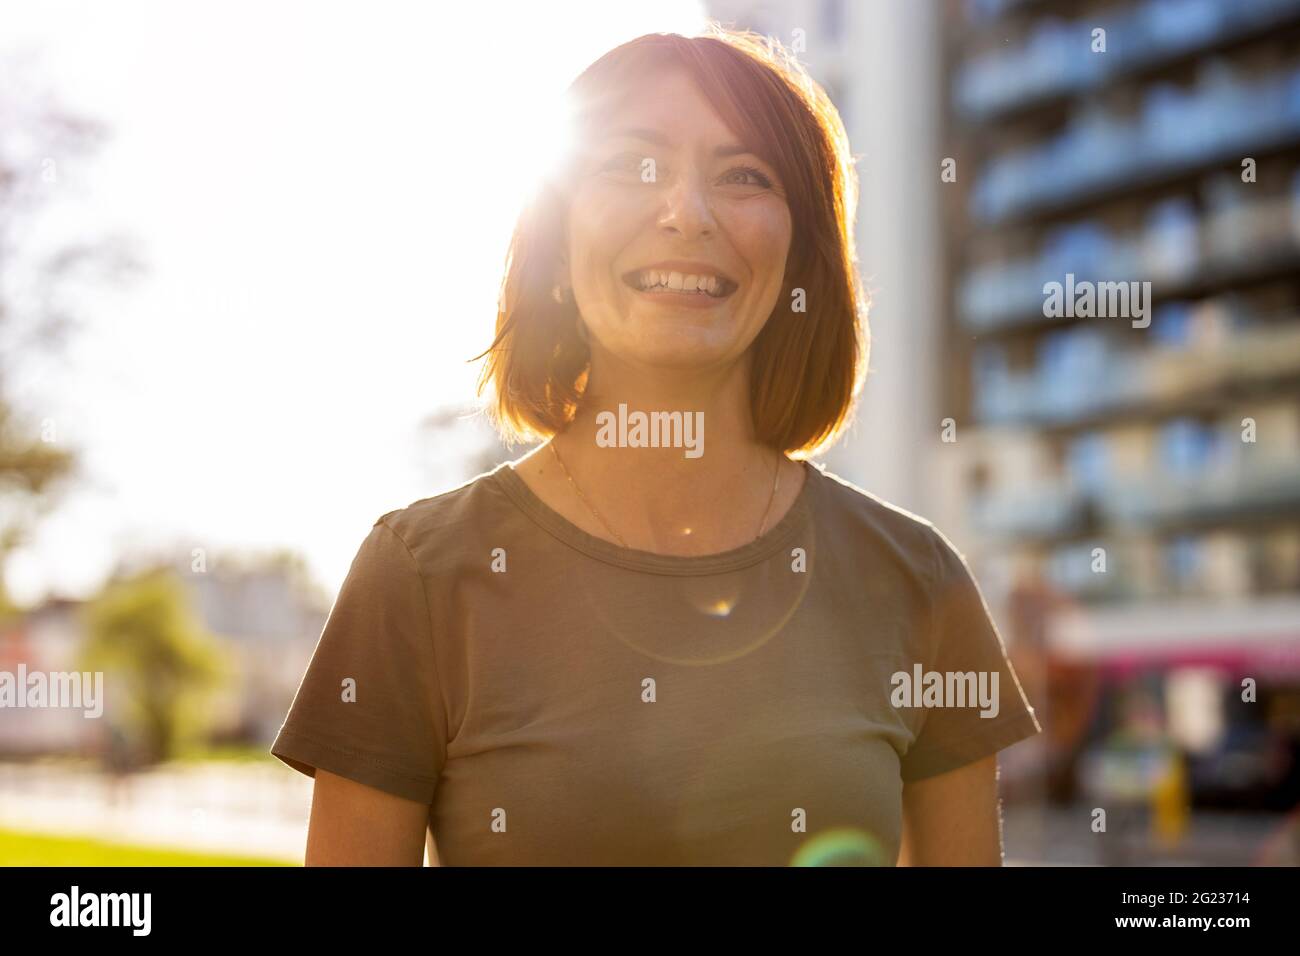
[790,828,888,867]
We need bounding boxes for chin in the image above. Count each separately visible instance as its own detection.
[618,332,746,371]
[638,349,732,371]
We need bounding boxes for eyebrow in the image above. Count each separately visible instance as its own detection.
[605,126,758,159]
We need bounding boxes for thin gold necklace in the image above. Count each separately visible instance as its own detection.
[548,439,782,550]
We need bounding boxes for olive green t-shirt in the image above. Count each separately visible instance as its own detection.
[271,459,1040,866]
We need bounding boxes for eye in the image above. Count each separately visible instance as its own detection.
[717,164,773,189]
[596,151,653,179]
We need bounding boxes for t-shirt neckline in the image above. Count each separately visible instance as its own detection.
[490,457,818,576]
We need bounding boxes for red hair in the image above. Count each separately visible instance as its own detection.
[476,23,868,458]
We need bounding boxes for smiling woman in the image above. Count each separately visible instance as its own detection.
[271,22,1040,867]
[483,28,862,449]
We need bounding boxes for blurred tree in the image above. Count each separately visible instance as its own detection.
[418,403,525,491]
[78,568,229,766]
[0,51,142,622]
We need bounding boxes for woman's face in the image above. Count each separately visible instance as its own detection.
[563,68,793,373]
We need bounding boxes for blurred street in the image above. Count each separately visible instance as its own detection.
[1003,802,1300,866]
[0,761,309,864]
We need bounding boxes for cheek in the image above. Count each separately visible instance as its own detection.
[724,200,792,292]
[568,187,649,283]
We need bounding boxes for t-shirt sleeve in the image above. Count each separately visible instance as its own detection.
[270,516,449,804]
[898,525,1041,783]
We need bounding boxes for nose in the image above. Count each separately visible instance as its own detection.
[656,167,716,241]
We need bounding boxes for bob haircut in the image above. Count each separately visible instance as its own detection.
[476,23,867,458]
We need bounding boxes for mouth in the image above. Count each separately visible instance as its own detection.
[621,267,738,300]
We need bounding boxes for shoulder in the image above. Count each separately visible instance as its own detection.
[363,464,520,573]
[804,461,949,585]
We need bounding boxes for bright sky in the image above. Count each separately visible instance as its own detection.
[3,0,708,605]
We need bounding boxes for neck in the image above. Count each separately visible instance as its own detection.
[551,351,786,553]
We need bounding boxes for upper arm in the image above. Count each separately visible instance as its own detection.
[894,525,1039,866]
[270,516,452,863]
[897,755,1003,866]
[305,769,432,866]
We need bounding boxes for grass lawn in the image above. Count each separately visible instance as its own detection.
[0,827,296,866]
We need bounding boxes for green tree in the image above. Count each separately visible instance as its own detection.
[79,569,229,766]
[0,52,141,624]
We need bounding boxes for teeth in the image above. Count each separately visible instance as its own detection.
[634,270,728,296]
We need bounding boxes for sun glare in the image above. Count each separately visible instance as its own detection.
[3,0,709,604]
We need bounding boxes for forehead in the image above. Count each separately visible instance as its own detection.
[580,67,741,147]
